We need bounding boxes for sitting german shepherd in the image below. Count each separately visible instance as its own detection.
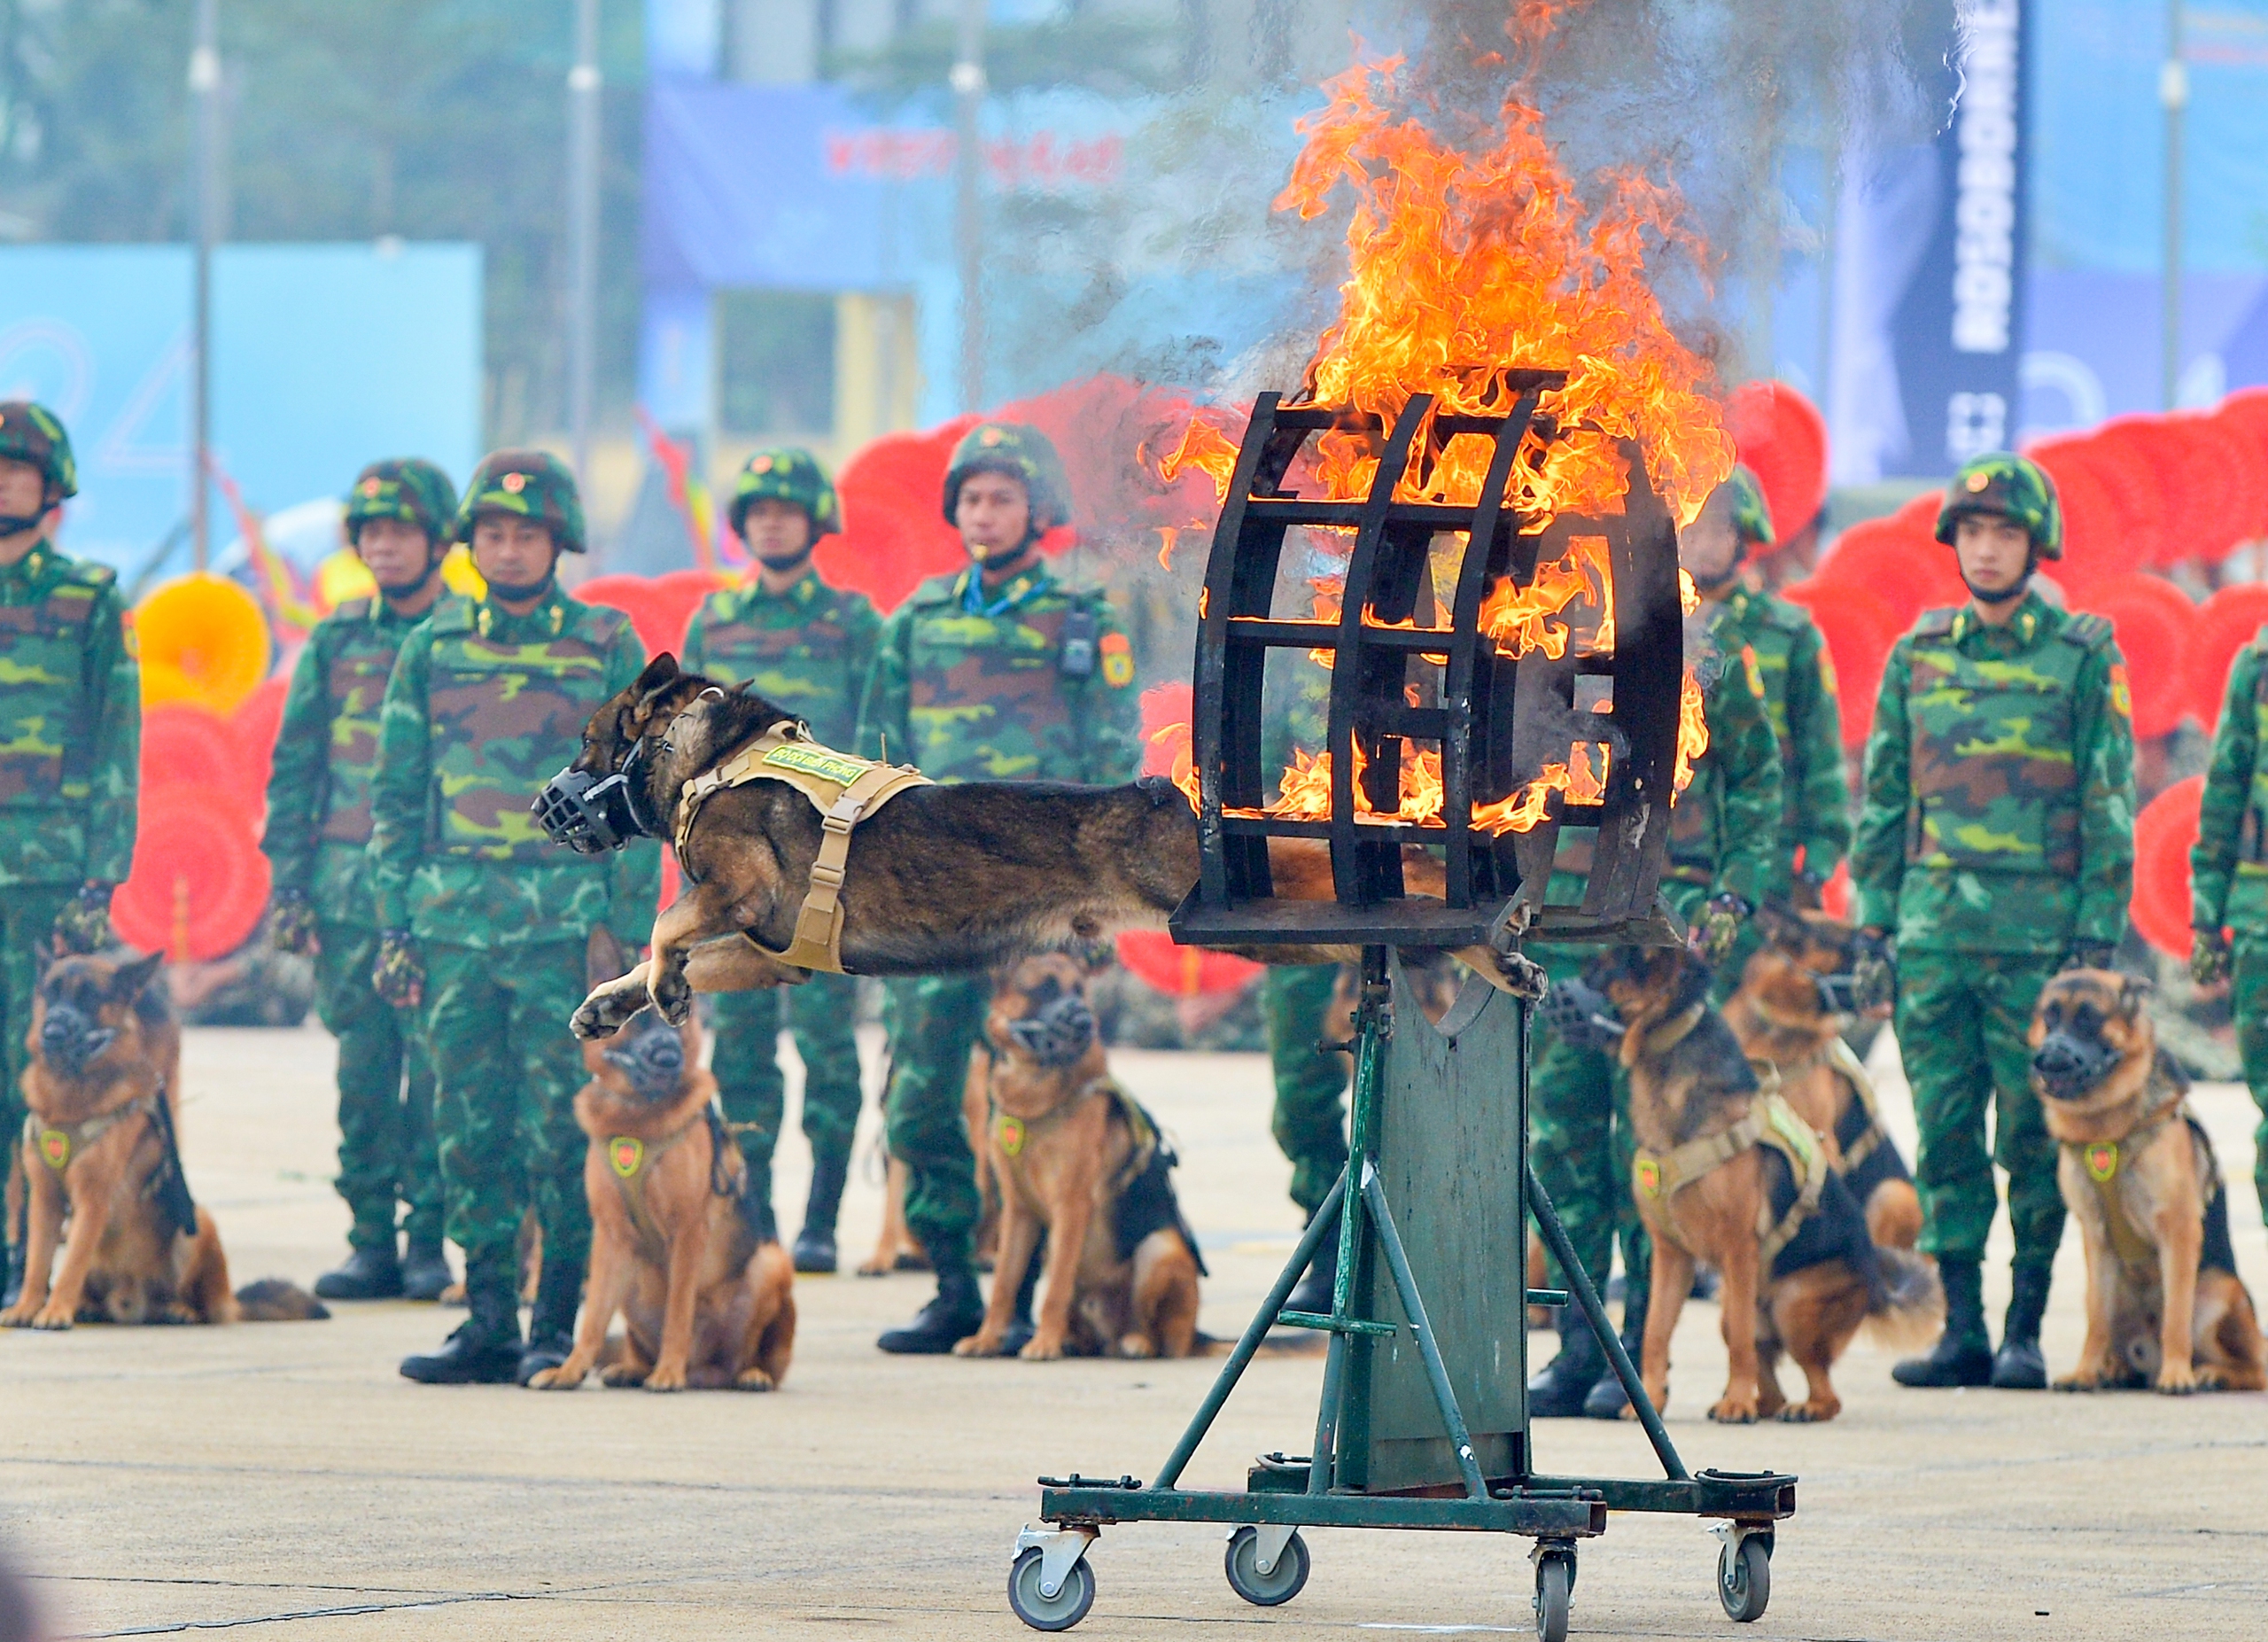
[531,942,796,1393]
[1722,907,1922,1251]
[954,951,1205,1359]
[3,951,325,1329]
[1588,945,1939,1422]
[2029,970,2266,1394]
[558,658,1545,1039]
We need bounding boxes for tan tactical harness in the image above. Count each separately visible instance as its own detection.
[2062,1101,2200,1276]
[24,1092,158,1174]
[604,1101,734,1263]
[672,722,932,975]
[1631,1089,1830,1268]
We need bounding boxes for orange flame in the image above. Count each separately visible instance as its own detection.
[1198,733,1610,836]
[1478,535,1612,659]
[1152,418,1242,505]
[1674,670,1708,795]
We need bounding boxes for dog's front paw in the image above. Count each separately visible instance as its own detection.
[0,1302,37,1327]
[643,1364,687,1392]
[651,971,694,1026]
[1707,1393,1759,1424]
[528,1364,586,1390]
[1017,1335,1066,1362]
[571,979,645,1039]
[1115,1334,1157,1359]
[29,1304,75,1332]
[951,1332,1005,1357]
[2053,1371,2105,1392]
[1778,1399,1839,1423]
[599,1364,648,1388]
[2155,1364,2200,1396]
[734,1368,777,1392]
[2192,1366,2231,1391]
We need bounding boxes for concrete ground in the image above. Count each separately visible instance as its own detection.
[3,1019,2264,1641]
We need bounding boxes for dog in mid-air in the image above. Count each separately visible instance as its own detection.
[554,658,1546,1038]
[1583,945,1939,1422]
[530,938,796,1392]
[1721,906,1922,1251]
[2,950,326,1329]
[2029,970,2265,1395]
[953,950,1205,1360]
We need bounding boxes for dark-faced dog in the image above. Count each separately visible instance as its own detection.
[531,994,796,1393]
[2029,971,2266,1394]
[555,658,1545,1038]
[1588,945,1940,1422]
[3,951,325,1328]
[1723,906,1923,1250]
[954,952,1205,1360]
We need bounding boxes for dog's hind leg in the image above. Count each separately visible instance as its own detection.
[183,1209,237,1323]
[1129,1232,1200,1359]
[744,1284,796,1391]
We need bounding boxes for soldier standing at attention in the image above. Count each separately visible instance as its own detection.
[369,452,658,1385]
[855,423,1142,1353]
[681,448,878,1272]
[264,460,460,1304]
[0,402,138,1313]
[1853,454,2134,1390]
[1685,465,1851,904]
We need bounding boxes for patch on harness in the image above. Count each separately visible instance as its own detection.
[609,1136,646,1178]
[37,1128,69,1171]
[2083,1141,2118,1182]
[761,743,870,787]
[996,1115,1027,1158]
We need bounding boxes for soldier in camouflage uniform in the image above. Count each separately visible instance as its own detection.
[0,402,138,1313]
[682,447,878,1273]
[1527,605,1784,1419]
[370,451,659,1385]
[854,422,1143,1352]
[2192,628,2268,1233]
[264,459,460,1303]
[1853,453,2134,1390]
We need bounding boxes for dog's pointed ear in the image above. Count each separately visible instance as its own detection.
[34,934,58,988]
[2117,972,2156,1016]
[109,949,165,1002]
[586,926,631,992]
[633,653,680,704]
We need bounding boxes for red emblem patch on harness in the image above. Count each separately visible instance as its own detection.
[609,1136,644,1178]
[37,1128,69,1171]
[2084,1141,2118,1183]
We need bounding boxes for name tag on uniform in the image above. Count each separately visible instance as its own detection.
[762,743,870,787]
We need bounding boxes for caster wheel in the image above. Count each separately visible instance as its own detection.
[1533,1549,1573,1642]
[1717,1533,1771,1623]
[1224,1526,1310,1607]
[1008,1545,1095,1631]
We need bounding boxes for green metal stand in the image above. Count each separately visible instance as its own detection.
[1009,950,1794,1636]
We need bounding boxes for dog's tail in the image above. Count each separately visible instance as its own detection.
[234,1279,330,1322]
[1859,1247,1942,1353]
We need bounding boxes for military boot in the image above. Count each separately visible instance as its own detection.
[314,1242,403,1301]
[1528,1315,1609,1418]
[792,1153,849,1274]
[1892,1256,1993,1387]
[1283,1209,1340,1319]
[400,1240,454,1303]
[1582,1285,1647,1419]
[400,1265,521,1384]
[876,1267,984,1354]
[517,1256,585,1386]
[1988,1261,2052,1389]
[3,1242,23,1311]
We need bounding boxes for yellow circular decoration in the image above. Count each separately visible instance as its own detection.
[315,549,380,609]
[439,544,487,600]
[136,572,272,714]
[609,1136,645,1178]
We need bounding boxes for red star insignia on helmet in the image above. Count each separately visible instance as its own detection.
[501,471,526,494]
[751,455,773,473]
[361,478,383,496]
[980,427,1005,446]
[1965,471,1991,493]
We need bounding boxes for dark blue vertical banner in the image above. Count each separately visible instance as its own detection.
[1890,0,2030,476]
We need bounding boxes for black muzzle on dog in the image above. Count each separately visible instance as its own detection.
[2031,1029,2120,1101]
[1541,977,1625,1053]
[1812,970,1860,1017]
[39,1006,116,1078]
[1006,994,1097,1069]
[602,1009,686,1101]
[533,738,660,854]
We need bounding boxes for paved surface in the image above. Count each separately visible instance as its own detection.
[3,1019,2264,1640]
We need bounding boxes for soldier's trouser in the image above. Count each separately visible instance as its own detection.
[2,885,74,1251]
[315,922,442,1252]
[1261,964,1349,1218]
[1527,1017,1649,1310]
[711,972,866,1202]
[423,939,593,1299]
[1895,949,2066,1266]
[882,975,986,1276]
[2226,937,2268,1226]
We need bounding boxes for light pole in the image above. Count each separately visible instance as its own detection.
[2162,2,2186,411]
[567,0,602,486]
[189,0,221,572]
[952,0,987,414]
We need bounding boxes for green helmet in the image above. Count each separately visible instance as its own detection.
[452,448,586,555]
[1935,452,2062,560]
[0,400,78,502]
[345,458,459,546]
[729,447,841,536]
[942,421,1069,532]
[1723,463,1775,549]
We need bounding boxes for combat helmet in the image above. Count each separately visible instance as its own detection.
[729,447,841,536]
[941,422,1070,533]
[0,400,79,506]
[1723,463,1775,550]
[451,449,586,554]
[1935,452,2062,560]
[345,458,459,547]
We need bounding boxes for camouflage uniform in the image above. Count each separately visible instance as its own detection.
[682,567,879,1213]
[1708,586,1849,890]
[853,559,1142,1280]
[2188,629,2268,1226]
[0,404,137,1291]
[369,510,658,1326]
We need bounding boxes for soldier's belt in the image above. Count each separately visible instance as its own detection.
[673,723,931,976]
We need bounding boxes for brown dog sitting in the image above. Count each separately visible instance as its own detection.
[954,952,1205,1360]
[1586,945,1939,1422]
[2029,970,2266,1394]
[530,1000,796,1392]
[1723,907,1923,1250]
[3,951,325,1328]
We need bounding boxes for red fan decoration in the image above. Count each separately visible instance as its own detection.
[574,575,676,658]
[2184,582,2268,729]
[1138,681,1195,777]
[2072,572,2194,739]
[1115,929,1262,999]
[111,785,273,962]
[646,567,731,657]
[1780,580,1902,750]
[229,673,289,799]
[1814,510,1963,634]
[1725,380,1829,545]
[2129,775,2202,957]
[141,703,253,798]
[2026,444,2132,602]
[825,418,983,613]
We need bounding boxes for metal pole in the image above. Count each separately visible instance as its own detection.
[189,0,220,573]
[567,0,602,486]
[951,0,987,413]
[2162,2,2186,411]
